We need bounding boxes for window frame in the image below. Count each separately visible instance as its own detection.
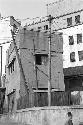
[35,54,48,65]
[69,35,74,45]
[67,17,72,27]
[78,50,83,61]
[44,25,48,30]
[77,33,82,44]
[70,52,75,62]
[75,15,80,24]
[8,58,16,75]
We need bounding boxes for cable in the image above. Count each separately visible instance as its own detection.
[0,40,12,45]
[17,15,48,22]
[0,16,10,20]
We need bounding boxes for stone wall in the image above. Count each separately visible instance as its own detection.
[7,106,83,125]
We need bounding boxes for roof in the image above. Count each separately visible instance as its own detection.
[63,66,83,77]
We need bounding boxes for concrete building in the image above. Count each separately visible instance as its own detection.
[23,0,83,105]
[47,0,83,105]
[26,0,83,93]
[0,16,21,112]
[5,27,64,111]
[47,0,83,91]
[0,15,21,76]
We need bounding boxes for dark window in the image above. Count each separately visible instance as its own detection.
[38,27,41,32]
[70,52,75,62]
[13,24,17,28]
[44,25,48,30]
[30,29,34,31]
[8,58,16,75]
[69,36,74,45]
[38,27,41,29]
[67,17,72,26]
[35,54,48,65]
[75,15,80,24]
[77,34,82,44]
[78,51,83,61]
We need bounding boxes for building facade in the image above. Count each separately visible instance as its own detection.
[0,16,21,76]
[5,27,64,111]
[26,0,83,93]
[47,0,83,105]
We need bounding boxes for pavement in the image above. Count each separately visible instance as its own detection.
[0,118,27,125]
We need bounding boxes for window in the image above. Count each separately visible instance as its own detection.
[75,15,80,24]
[38,27,41,32]
[69,36,74,45]
[8,58,16,75]
[70,52,75,62]
[38,27,41,29]
[78,51,83,61]
[35,54,48,65]
[44,25,48,30]
[67,17,72,26]
[30,29,34,31]
[77,34,82,44]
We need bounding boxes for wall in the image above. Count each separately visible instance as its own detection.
[47,0,83,69]
[51,11,83,31]
[0,17,12,75]
[6,106,83,125]
[59,24,83,69]
[0,16,21,75]
[18,29,64,90]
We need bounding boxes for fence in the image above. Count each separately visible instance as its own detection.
[17,91,70,110]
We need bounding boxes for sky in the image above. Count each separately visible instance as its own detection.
[0,0,56,20]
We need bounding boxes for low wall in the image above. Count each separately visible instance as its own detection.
[5,106,83,125]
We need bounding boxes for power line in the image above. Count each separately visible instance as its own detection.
[0,41,12,45]
[17,15,48,21]
[0,16,10,20]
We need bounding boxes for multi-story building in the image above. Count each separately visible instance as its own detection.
[0,15,21,76]
[27,0,83,93]
[5,27,64,111]
[0,15,21,112]
[47,0,83,92]
[24,0,83,105]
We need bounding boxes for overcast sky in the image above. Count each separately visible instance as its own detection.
[0,0,56,20]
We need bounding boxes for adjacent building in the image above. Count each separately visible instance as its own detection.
[0,15,21,113]
[0,15,21,76]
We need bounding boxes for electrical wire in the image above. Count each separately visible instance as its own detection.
[0,40,12,45]
[0,16,10,20]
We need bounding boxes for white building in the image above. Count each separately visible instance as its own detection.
[0,16,21,76]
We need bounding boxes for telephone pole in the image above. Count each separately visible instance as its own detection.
[48,15,53,106]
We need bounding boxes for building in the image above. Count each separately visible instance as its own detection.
[47,0,83,105]
[27,0,83,91]
[0,15,21,76]
[5,27,64,111]
[23,0,83,105]
[0,15,21,112]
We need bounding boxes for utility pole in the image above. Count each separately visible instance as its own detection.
[33,39,38,90]
[48,15,53,106]
[33,37,38,106]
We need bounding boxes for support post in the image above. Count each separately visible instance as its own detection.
[48,15,52,106]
